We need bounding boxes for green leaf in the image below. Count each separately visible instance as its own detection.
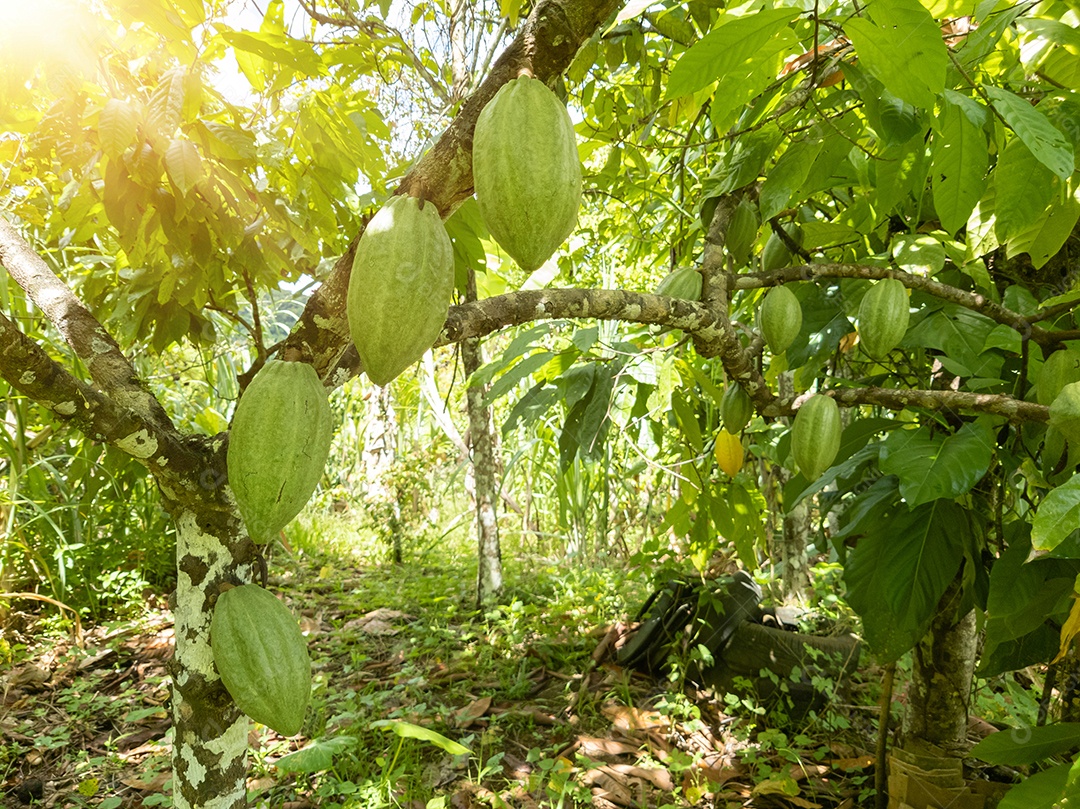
[483,351,556,406]
[371,720,471,756]
[892,234,946,275]
[164,139,203,195]
[844,0,948,109]
[931,94,989,234]
[979,624,1060,677]
[98,99,140,158]
[1033,474,1080,552]
[703,128,781,197]
[218,30,325,76]
[994,138,1056,243]
[844,496,968,662]
[905,305,1001,379]
[974,724,1080,766]
[665,9,799,100]
[1006,190,1080,270]
[879,422,995,507]
[986,532,1076,644]
[998,762,1070,809]
[985,86,1075,181]
[875,136,929,215]
[274,736,356,773]
[146,68,185,137]
[759,137,824,221]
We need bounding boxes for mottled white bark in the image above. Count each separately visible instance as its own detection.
[171,511,252,808]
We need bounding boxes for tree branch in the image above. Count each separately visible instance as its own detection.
[0,218,179,434]
[742,263,1058,346]
[0,308,202,478]
[821,386,1047,424]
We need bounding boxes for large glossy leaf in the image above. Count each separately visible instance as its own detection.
[979,624,1061,678]
[985,533,1076,649]
[164,139,203,196]
[994,138,1056,243]
[985,85,1075,180]
[974,725,1080,766]
[218,30,325,76]
[844,497,968,662]
[274,736,356,773]
[998,763,1070,809]
[932,93,989,234]
[879,421,995,507]
[759,138,825,220]
[1033,474,1080,552]
[98,99,140,158]
[844,0,947,109]
[1006,191,1080,270]
[665,9,798,100]
[904,305,1001,379]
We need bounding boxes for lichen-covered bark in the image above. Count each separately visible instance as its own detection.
[169,505,258,808]
[902,574,978,752]
[0,218,177,431]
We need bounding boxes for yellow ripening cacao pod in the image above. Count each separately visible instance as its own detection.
[714,429,744,476]
[472,76,583,271]
[858,278,909,359]
[348,195,454,386]
[227,360,334,543]
[791,394,841,480]
[760,285,803,355]
[211,584,311,737]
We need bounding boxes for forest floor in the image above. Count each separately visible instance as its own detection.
[0,534,888,809]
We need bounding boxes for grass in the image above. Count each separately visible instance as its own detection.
[2,504,913,808]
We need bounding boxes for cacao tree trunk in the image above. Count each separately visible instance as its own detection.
[363,385,403,562]
[157,438,259,808]
[462,268,503,606]
[901,572,977,751]
[775,372,810,599]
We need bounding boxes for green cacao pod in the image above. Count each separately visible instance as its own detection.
[761,224,801,272]
[654,266,702,300]
[760,285,803,354]
[725,199,759,265]
[211,584,311,737]
[721,383,754,433]
[473,76,583,271]
[791,394,841,480]
[1038,349,1080,406]
[1050,382,1080,446]
[858,279,909,359]
[228,361,334,544]
[348,195,454,386]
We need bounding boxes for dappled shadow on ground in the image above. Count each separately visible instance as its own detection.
[1,561,878,808]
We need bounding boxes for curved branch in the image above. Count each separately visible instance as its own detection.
[820,386,1047,425]
[0,308,203,479]
[0,218,179,433]
[743,263,1058,346]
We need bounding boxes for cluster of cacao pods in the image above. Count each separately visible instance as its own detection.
[472,75,583,272]
[211,584,311,737]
